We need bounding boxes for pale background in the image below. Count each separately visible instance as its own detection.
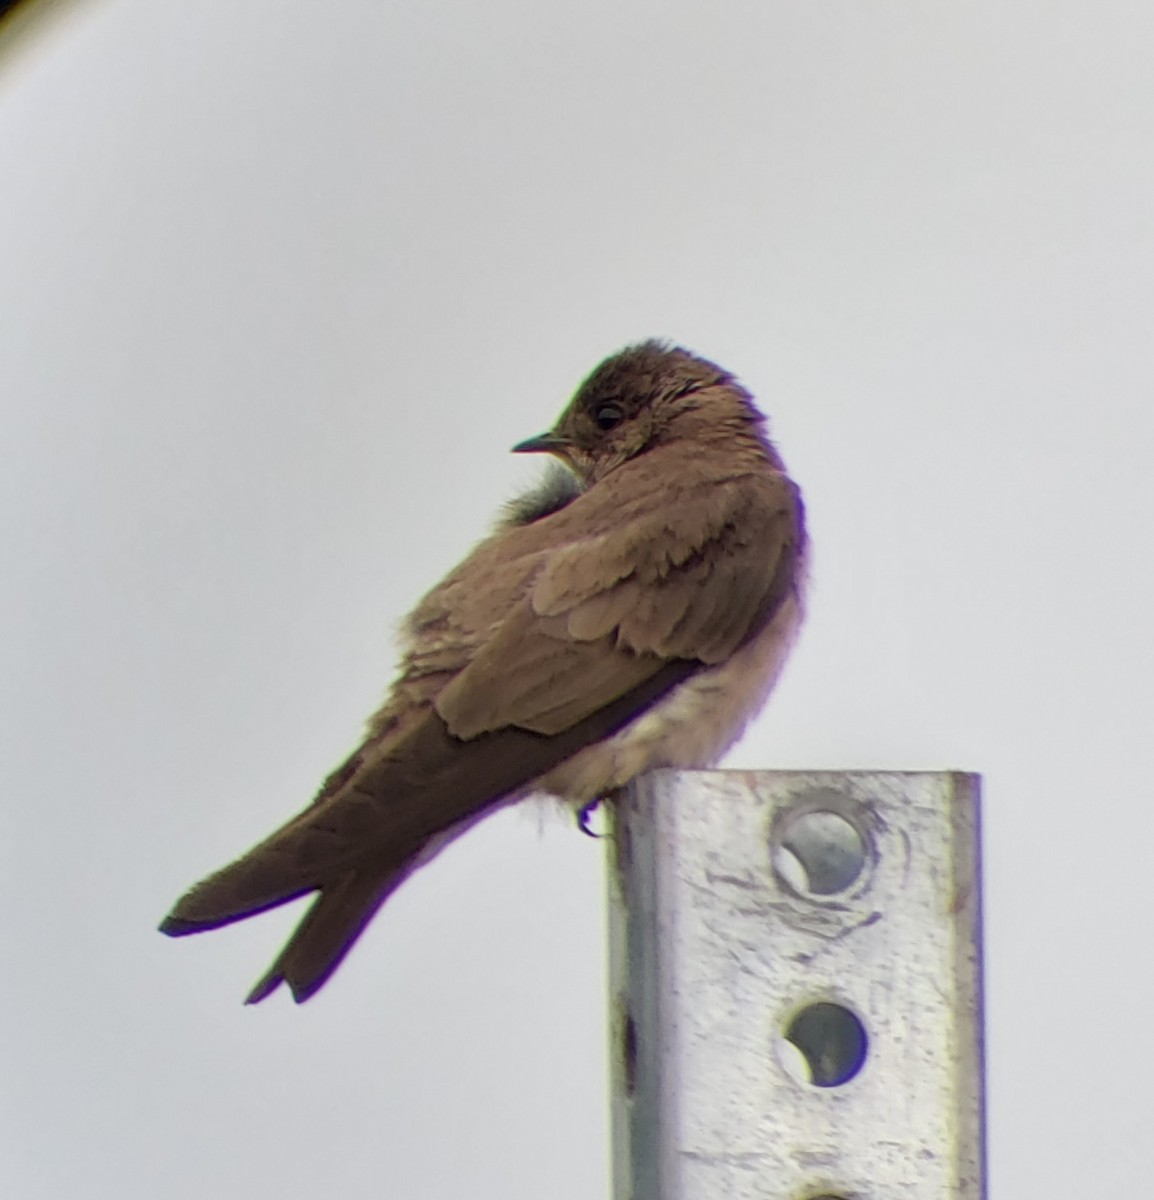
[2,2,1152,1196]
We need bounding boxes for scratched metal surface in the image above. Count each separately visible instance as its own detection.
[608,770,985,1200]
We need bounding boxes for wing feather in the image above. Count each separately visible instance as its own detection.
[436,473,801,738]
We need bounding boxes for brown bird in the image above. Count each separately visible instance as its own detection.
[160,341,807,1003]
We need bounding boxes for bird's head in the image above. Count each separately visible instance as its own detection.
[513,340,764,484]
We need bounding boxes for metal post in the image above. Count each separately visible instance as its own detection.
[607,770,985,1200]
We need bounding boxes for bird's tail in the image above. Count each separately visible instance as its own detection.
[159,762,493,1003]
[240,813,484,1004]
[242,868,403,1004]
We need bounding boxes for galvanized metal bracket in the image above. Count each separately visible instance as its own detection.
[608,770,985,1200]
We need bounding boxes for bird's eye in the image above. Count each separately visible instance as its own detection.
[594,402,624,431]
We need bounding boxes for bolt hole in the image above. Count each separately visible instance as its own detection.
[779,1002,868,1087]
[772,809,867,897]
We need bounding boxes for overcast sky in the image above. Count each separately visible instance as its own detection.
[2,2,1153,1197]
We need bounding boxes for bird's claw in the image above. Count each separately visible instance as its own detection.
[577,797,604,838]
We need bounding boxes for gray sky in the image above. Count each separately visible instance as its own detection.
[2,1,1152,1196]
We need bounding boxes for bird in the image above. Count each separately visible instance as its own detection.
[160,340,807,1003]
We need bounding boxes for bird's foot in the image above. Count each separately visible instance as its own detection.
[577,788,625,838]
[577,797,603,838]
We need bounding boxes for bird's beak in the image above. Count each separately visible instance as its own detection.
[512,431,572,456]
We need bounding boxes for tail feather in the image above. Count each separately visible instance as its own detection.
[244,868,405,1004]
[158,865,315,937]
[160,791,491,1004]
[243,808,494,1003]
[158,776,402,940]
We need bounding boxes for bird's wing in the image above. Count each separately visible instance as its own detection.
[435,471,803,737]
